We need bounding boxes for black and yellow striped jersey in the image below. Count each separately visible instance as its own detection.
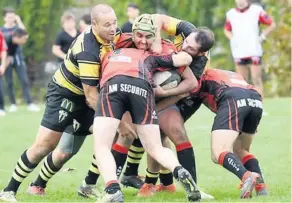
[53,26,121,95]
[162,17,209,79]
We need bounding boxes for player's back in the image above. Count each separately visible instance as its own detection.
[101,48,151,87]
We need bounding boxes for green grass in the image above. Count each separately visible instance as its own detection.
[0,98,291,202]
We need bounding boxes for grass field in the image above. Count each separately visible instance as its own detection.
[0,97,291,202]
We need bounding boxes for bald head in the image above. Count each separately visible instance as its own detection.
[91,4,115,21]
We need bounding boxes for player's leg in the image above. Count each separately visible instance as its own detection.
[234,58,249,82]
[29,131,87,195]
[159,107,198,183]
[211,96,260,198]
[250,57,264,97]
[0,82,73,201]
[234,95,267,196]
[93,78,129,202]
[129,79,200,202]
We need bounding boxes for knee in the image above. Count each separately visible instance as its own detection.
[116,135,134,148]
[211,149,220,163]
[54,149,73,165]
[169,125,189,145]
[29,142,56,161]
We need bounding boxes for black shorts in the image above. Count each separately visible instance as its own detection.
[177,96,203,122]
[95,76,157,125]
[41,81,94,134]
[234,56,262,65]
[212,88,263,134]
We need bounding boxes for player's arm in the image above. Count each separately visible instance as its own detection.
[156,66,198,98]
[12,28,29,45]
[258,8,276,41]
[77,51,100,111]
[156,93,189,112]
[52,33,66,60]
[153,14,195,37]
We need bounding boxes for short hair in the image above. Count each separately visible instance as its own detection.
[61,12,75,25]
[193,27,215,52]
[13,28,28,37]
[127,3,139,10]
[3,7,15,17]
[81,14,91,25]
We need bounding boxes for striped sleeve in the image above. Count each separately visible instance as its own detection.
[77,51,100,86]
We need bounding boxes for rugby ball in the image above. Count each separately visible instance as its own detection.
[153,70,181,90]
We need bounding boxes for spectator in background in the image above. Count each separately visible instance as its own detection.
[79,14,91,32]
[121,3,140,33]
[224,0,276,97]
[52,12,79,62]
[0,30,8,116]
[1,7,39,113]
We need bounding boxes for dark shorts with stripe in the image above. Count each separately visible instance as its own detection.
[212,88,263,134]
[95,75,158,125]
[41,80,94,135]
[234,56,262,65]
[176,96,203,122]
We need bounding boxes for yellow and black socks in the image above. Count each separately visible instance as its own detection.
[84,154,100,185]
[4,150,37,193]
[124,138,144,176]
[145,168,159,185]
[33,152,61,188]
[159,169,173,186]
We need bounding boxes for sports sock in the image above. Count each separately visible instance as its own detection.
[33,152,61,188]
[176,142,197,183]
[4,150,37,193]
[123,138,144,176]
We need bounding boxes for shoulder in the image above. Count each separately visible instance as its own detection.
[226,8,236,16]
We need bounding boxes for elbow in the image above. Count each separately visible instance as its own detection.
[187,78,198,92]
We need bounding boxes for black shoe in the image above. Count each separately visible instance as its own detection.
[120,175,144,189]
[175,168,201,202]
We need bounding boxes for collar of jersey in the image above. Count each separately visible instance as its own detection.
[92,30,111,46]
[235,4,250,13]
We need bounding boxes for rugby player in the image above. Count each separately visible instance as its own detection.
[136,15,215,197]
[93,47,200,202]
[159,68,267,198]
[26,14,198,198]
[0,4,121,202]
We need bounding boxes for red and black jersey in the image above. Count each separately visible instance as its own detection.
[194,69,257,112]
[100,48,175,87]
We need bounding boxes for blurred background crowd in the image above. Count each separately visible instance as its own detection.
[0,0,290,116]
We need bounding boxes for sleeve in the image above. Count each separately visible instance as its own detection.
[258,7,273,25]
[162,17,182,36]
[224,19,232,31]
[54,32,63,46]
[189,55,208,79]
[151,54,174,69]
[0,32,8,52]
[174,21,196,37]
[76,51,100,86]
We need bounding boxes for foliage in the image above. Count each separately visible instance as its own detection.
[0,0,290,101]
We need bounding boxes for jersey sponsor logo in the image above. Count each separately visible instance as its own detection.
[61,99,74,112]
[109,84,118,93]
[120,84,148,98]
[58,109,68,123]
[73,119,81,132]
[109,55,132,63]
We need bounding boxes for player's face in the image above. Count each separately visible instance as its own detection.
[63,18,76,31]
[127,7,139,19]
[4,12,16,24]
[133,31,155,50]
[92,11,117,42]
[235,0,249,9]
[182,33,202,57]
